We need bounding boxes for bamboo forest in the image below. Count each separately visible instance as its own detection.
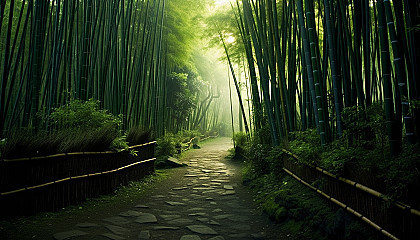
[1,0,420,239]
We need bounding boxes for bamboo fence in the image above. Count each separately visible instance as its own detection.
[282,150,420,240]
[0,141,156,218]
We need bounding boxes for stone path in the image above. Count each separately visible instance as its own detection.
[52,138,285,240]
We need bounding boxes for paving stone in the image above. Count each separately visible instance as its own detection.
[105,225,129,235]
[138,230,151,239]
[193,187,214,191]
[152,195,166,198]
[188,208,205,211]
[188,212,208,217]
[172,187,188,190]
[223,185,234,190]
[76,222,100,228]
[186,225,218,235]
[208,236,225,240]
[209,220,220,226]
[160,214,181,221]
[53,230,88,240]
[153,226,180,230]
[101,233,126,240]
[119,210,143,217]
[166,201,186,206]
[135,205,149,209]
[135,213,158,224]
[203,190,224,194]
[168,218,194,225]
[197,217,209,223]
[222,190,236,196]
[180,235,202,240]
[211,179,230,183]
[213,214,234,220]
[103,217,130,225]
[184,174,198,177]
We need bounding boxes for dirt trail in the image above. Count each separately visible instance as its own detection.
[2,137,287,240]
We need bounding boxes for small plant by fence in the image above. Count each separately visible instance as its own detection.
[282,151,420,240]
[0,142,156,218]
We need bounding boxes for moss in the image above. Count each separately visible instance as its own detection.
[244,172,377,240]
[262,197,280,221]
[282,219,303,235]
[274,206,288,222]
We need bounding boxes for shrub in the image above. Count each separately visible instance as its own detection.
[247,142,271,176]
[288,129,321,166]
[233,132,248,149]
[126,126,153,146]
[267,146,287,177]
[1,99,123,158]
[380,143,420,203]
[156,134,176,159]
[49,99,122,131]
[341,103,387,150]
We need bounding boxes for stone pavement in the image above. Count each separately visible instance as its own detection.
[53,138,284,240]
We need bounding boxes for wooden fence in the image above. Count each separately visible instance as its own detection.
[0,142,156,218]
[282,151,420,240]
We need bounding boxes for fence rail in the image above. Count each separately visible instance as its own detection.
[0,141,156,218]
[282,150,420,240]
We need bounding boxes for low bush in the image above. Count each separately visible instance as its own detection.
[379,143,420,205]
[156,134,176,160]
[233,132,248,148]
[288,129,321,166]
[1,99,124,159]
[49,99,122,131]
[126,126,153,146]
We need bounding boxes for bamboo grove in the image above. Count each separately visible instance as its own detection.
[226,0,420,155]
[0,0,221,138]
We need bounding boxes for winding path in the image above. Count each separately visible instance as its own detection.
[52,137,285,240]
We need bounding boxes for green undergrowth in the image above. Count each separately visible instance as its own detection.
[242,163,377,240]
[287,128,420,207]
